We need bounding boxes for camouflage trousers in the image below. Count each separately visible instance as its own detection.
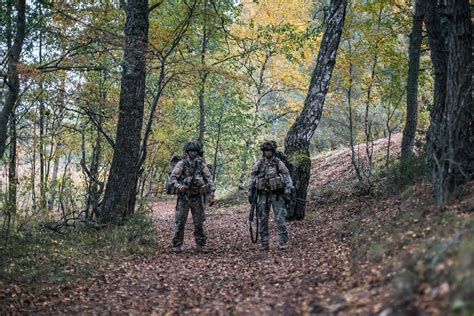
[172,194,206,247]
[257,192,289,246]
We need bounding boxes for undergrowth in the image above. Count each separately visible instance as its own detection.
[342,172,474,315]
[0,212,156,295]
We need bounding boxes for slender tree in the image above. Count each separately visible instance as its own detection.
[0,0,26,159]
[198,0,209,145]
[401,0,423,162]
[99,0,149,222]
[284,0,347,220]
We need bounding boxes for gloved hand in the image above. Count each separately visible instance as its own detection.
[208,195,216,207]
[178,185,188,193]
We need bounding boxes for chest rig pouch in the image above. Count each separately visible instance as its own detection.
[183,159,208,196]
[256,159,284,192]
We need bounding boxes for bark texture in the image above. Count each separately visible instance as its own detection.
[100,0,149,222]
[424,0,473,204]
[401,1,423,161]
[0,0,26,159]
[284,0,347,220]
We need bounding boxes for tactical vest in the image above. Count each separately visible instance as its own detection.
[255,158,285,193]
[182,158,208,195]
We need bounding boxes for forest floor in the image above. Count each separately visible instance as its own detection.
[2,134,473,314]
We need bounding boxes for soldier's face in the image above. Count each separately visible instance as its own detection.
[188,150,198,159]
[264,150,273,158]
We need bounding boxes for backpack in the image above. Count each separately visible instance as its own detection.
[165,155,183,194]
[275,151,293,175]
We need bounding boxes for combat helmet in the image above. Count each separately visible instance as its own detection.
[260,140,277,153]
[183,141,200,153]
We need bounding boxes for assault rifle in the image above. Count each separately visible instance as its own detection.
[248,189,259,243]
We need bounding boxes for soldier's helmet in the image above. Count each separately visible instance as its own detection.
[184,141,200,153]
[260,140,277,153]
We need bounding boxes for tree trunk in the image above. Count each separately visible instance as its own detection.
[212,102,225,182]
[89,85,105,219]
[361,5,383,193]
[345,14,364,185]
[424,0,473,204]
[31,121,37,210]
[0,0,26,159]
[7,109,17,233]
[5,0,17,235]
[100,0,149,223]
[401,0,423,162]
[38,3,47,211]
[39,96,46,210]
[47,149,60,212]
[284,0,347,220]
[198,0,209,145]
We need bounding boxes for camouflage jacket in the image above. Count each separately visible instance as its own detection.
[169,157,215,194]
[248,157,293,194]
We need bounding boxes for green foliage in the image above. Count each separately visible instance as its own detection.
[387,153,426,190]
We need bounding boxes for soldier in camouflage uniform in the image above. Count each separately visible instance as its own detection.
[169,141,215,253]
[248,141,293,250]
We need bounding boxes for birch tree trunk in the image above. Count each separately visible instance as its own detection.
[284,0,347,220]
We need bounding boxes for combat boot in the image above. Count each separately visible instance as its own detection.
[195,246,209,254]
[172,245,183,253]
[260,244,270,251]
[278,243,288,251]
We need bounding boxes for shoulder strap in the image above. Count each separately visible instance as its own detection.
[256,158,265,173]
[273,157,281,173]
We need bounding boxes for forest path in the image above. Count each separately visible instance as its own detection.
[44,199,381,315]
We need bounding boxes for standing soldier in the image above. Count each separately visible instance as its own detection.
[169,141,215,253]
[248,141,293,250]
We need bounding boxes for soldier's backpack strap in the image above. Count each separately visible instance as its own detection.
[255,158,265,174]
[273,157,282,173]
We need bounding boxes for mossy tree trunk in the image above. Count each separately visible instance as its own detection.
[284,0,347,220]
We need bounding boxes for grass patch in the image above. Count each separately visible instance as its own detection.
[386,154,426,191]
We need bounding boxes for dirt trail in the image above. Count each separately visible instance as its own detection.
[14,136,410,314]
[10,134,469,314]
[26,198,373,315]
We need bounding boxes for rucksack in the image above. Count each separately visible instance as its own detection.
[165,155,183,194]
[275,151,293,175]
